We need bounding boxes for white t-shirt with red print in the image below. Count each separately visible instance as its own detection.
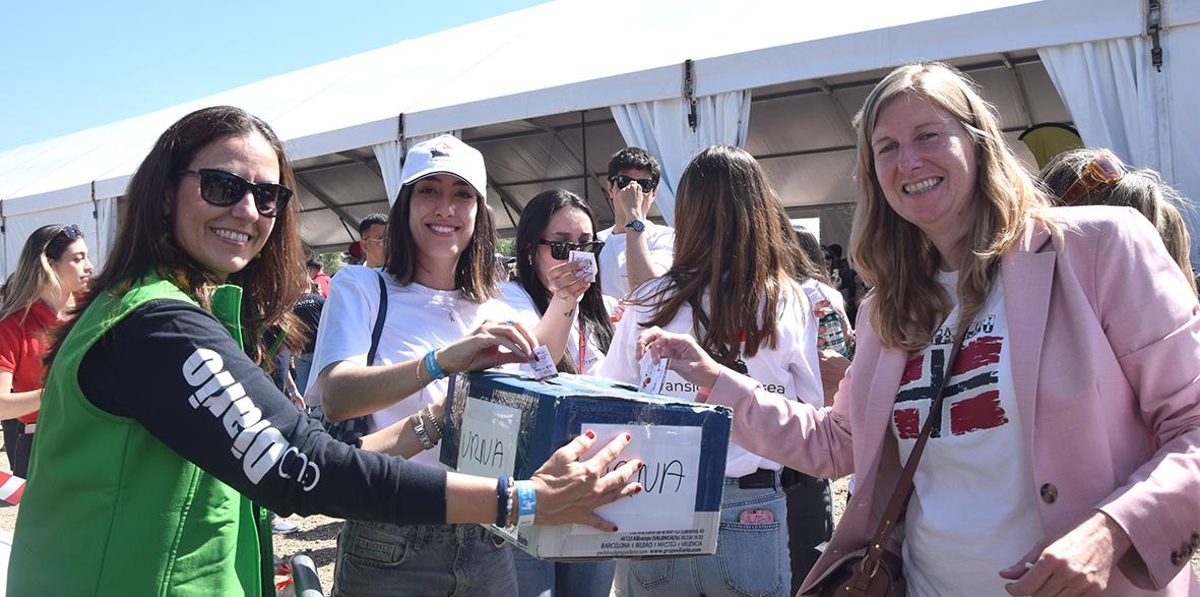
[894,270,1044,597]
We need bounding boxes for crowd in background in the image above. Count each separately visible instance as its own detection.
[3,60,1200,597]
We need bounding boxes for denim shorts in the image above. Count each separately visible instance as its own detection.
[619,483,791,597]
[332,520,516,597]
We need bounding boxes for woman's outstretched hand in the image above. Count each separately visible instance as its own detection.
[530,430,643,531]
[635,327,722,389]
[436,319,538,374]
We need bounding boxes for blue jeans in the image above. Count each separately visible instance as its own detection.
[619,481,791,597]
[332,520,516,597]
[513,548,615,597]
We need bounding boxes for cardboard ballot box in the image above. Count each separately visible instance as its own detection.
[440,371,731,559]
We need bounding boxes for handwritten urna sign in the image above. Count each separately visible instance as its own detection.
[574,423,702,534]
[457,397,522,477]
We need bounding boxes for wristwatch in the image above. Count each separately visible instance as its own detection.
[624,219,646,233]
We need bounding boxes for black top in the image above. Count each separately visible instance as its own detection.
[78,298,447,524]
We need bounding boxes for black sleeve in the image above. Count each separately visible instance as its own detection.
[79,299,448,524]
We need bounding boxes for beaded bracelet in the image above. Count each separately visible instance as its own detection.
[506,481,518,526]
[424,350,447,380]
[495,476,511,527]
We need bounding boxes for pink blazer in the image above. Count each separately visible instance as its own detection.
[701,207,1200,596]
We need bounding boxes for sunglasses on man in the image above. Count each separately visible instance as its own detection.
[180,168,293,218]
[608,174,656,194]
[539,239,605,261]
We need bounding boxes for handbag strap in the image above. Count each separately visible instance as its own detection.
[859,325,968,576]
[367,270,387,366]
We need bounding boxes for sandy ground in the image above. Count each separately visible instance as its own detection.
[0,451,1195,595]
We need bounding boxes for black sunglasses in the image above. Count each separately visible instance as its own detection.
[538,239,604,261]
[609,173,656,193]
[180,168,293,218]
[58,224,83,241]
[44,224,83,256]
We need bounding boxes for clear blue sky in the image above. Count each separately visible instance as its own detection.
[0,0,551,153]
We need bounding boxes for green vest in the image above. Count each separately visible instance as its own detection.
[9,275,273,597]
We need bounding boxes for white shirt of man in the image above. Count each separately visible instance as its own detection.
[595,223,675,300]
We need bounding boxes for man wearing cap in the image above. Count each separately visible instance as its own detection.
[595,147,674,301]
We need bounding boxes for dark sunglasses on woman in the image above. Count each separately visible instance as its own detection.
[538,239,604,261]
[57,224,83,241]
[180,168,293,218]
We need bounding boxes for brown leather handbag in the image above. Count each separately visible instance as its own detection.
[803,330,966,597]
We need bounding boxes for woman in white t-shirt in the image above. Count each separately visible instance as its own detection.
[308,135,629,597]
[598,145,823,597]
[501,189,616,597]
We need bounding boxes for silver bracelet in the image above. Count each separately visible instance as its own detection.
[413,416,435,451]
[422,405,444,439]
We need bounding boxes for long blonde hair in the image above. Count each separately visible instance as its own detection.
[0,224,82,322]
[1040,147,1198,297]
[850,62,1052,352]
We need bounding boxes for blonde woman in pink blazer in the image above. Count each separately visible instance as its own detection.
[634,62,1200,597]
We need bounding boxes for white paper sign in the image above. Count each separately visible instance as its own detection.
[573,423,703,534]
[457,397,522,477]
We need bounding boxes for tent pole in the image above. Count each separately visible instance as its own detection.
[580,110,588,203]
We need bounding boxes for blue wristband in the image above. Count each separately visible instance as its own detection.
[495,476,510,528]
[515,480,536,526]
[424,350,447,380]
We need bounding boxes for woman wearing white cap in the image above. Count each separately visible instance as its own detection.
[308,135,597,597]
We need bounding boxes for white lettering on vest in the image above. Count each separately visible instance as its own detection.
[181,348,321,491]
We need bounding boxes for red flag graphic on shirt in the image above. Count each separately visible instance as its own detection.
[893,322,1009,440]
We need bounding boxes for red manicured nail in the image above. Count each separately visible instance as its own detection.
[637,462,645,471]
[584,430,595,440]
[634,485,643,494]
[624,433,632,441]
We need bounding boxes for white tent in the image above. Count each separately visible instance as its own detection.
[1,0,1196,275]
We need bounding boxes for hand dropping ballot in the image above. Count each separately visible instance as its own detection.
[569,249,597,282]
[529,344,558,380]
[639,356,670,395]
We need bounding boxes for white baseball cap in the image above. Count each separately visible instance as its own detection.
[397,135,487,204]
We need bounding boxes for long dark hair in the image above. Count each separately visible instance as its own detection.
[637,145,806,364]
[384,180,499,302]
[515,190,614,371]
[50,106,308,367]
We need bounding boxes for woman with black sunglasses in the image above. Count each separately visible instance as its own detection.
[505,188,616,597]
[9,107,640,597]
[0,224,92,478]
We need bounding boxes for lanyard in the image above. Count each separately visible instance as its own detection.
[576,318,588,373]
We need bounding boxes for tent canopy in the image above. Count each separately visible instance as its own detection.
[1,0,1194,268]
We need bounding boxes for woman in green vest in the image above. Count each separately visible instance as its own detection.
[8,105,642,597]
